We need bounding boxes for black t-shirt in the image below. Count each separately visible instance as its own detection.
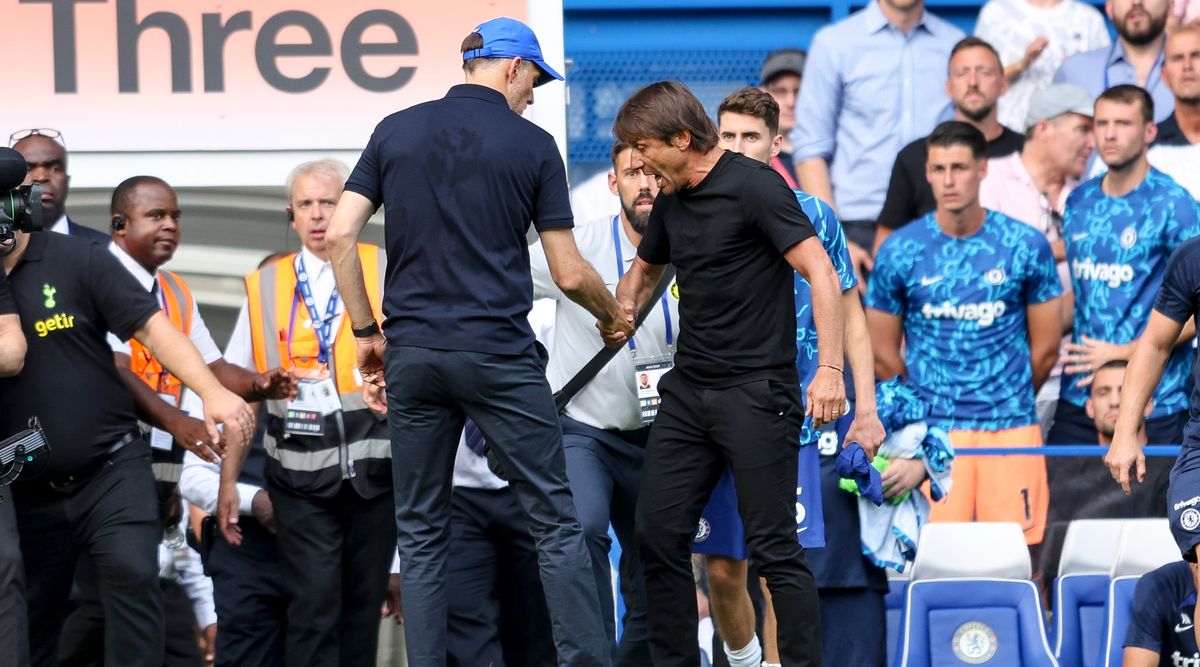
[1154,237,1200,448]
[345,84,574,355]
[1124,561,1198,664]
[0,233,158,479]
[877,127,1025,230]
[0,270,14,315]
[638,151,816,387]
[1155,113,1195,147]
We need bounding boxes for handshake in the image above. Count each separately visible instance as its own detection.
[596,297,637,348]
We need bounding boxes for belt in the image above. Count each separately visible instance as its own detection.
[45,431,139,492]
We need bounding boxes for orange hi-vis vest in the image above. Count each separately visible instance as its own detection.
[129,270,194,406]
[244,244,391,499]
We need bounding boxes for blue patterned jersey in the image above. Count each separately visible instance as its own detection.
[1063,168,1200,417]
[794,191,857,446]
[867,211,1062,431]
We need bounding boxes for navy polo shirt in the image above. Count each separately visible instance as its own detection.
[1125,560,1199,664]
[345,84,574,355]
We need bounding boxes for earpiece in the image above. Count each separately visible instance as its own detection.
[286,209,294,223]
[110,214,125,231]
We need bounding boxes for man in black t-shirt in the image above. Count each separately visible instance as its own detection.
[326,17,631,667]
[874,37,1024,254]
[0,268,24,666]
[1123,560,1200,666]
[0,227,255,667]
[612,80,846,667]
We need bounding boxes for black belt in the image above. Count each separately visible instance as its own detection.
[45,431,139,492]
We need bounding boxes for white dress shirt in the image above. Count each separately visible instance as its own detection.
[530,216,678,432]
[48,214,69,235]
[158,498,217,629]
[105,242,222,364]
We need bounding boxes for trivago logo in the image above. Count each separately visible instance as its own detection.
[1072,257,1135,288]
[921,300,1007,327]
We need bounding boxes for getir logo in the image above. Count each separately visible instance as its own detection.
[34,313,76,337]
[921,301,1007,327]
[1072,257,1135,288]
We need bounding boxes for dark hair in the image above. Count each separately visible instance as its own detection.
[948,36,1003,72]
[926,121,987,159]
[612,81,719,153]
[1097,84,1154,123]
[610,140,632,170]
[718,87,781,137]
[1098,359,1129,373]
[110,175,172,215]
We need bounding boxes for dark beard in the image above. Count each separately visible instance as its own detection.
[1118,14,1167,46]
[622,204,650,235]
[959,102,994,124]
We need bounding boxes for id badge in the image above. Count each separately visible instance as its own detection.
[635,355,674,424]
[285,377,340,437]
[150,392,177,451]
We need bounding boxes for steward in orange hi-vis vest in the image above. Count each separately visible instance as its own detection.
[244,243,391,499]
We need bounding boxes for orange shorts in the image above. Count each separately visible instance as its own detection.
[924,424,1049,545]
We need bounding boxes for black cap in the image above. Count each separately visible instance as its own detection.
[760,49,807,85]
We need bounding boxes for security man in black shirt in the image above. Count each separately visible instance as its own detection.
[0,226,256,667]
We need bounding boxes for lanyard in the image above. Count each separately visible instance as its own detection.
[612,216,673,352]
[289,255,340,365]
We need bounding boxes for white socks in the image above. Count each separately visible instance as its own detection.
[723,636,762,667]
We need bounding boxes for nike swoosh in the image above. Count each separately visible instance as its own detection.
[1072,233,1089,241]
[1177,623,1194,633]
[919,276,943,287]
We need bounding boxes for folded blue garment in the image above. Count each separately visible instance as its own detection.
[835,443,884,506]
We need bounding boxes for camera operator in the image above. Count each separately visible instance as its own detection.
[0,264,27,665]
[9,129,106,243]
[0,221,256,667]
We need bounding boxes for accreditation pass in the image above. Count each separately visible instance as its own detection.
[635,356,673,424]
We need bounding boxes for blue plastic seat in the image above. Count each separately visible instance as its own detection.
[1051,519,1126,667]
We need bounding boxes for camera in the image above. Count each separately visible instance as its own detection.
[0,146,43,245]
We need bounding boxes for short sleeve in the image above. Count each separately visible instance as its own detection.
[1167,190,1200,250]
[0,272,15,315]
[532,138,574,232]
[876,144,922,230]
[344,125,384,207]
[87,243,160,341]
[188,302,223,365]
[744,170,816,253]
[637,198,672,265]
[807,197,857,292]
[1022,232,1064,305]
[865,237,908,316]
[1123,572,1172,651]
[1155,239,1200,324]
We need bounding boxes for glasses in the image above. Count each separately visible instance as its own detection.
[1041,193,1064,237]
[8,129,66,150]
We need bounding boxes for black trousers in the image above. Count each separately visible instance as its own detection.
[0,486,30,667]
[636,372,821,667]
[208,520,287,667]
[11,439,163,667]
[446,486,555,667]
[269,478,396,667]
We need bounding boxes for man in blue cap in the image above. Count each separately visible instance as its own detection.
[322,16,630,667]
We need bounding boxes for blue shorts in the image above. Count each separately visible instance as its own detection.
[692,415,848,558]
[1169,445,1200,561]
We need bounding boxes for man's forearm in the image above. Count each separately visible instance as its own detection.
[116,360,188,431]
[843,291,876,414]
[1114,337,1173,439]
[135,313,225,401]
[615,257,665,314]
[328,191,378,330]
[0,316,25,377]
[210,359,263,401]
[562,263,623,322]
[796,159,836,211]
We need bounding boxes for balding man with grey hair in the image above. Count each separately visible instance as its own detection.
[216,159,397,667]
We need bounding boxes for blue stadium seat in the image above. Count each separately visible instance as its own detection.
[897,523,1057,666]
[886,575,909,666]
[1052,519,1126,667]
[1100,520,1178,667]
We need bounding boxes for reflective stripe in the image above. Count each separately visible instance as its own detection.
[264,438,341,472]
[348,438,391,461]
[152,462,182,483]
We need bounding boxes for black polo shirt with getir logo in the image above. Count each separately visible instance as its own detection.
[0,233,159,480]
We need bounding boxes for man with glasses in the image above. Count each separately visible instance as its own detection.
[215,159,396,667]
[9,129,106,243]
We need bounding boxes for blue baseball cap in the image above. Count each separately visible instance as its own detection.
[463,17,564,88]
